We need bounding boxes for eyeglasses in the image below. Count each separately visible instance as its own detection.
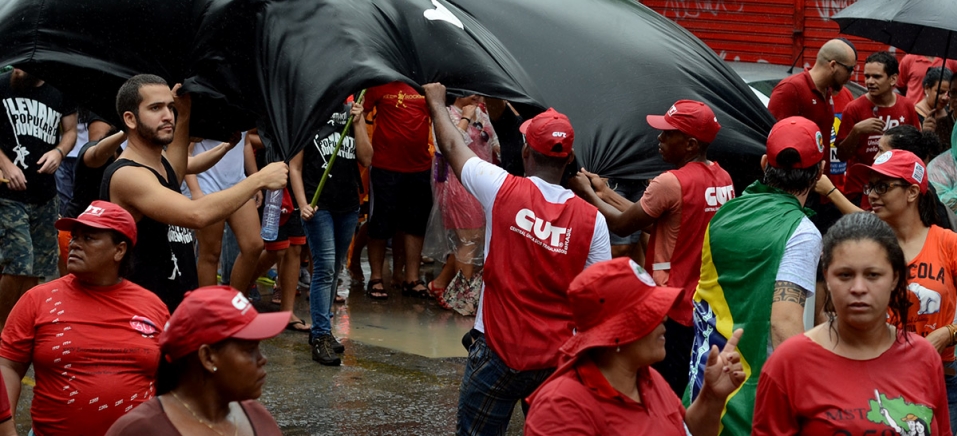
[831,59,855,74]
[862,181,907,195]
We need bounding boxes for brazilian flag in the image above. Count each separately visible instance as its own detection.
[683,181,810,435]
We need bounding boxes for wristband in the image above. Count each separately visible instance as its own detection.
[826,187,837,197]
[461,117,471,124]
[54,147,64,158]
[948,324,957,347]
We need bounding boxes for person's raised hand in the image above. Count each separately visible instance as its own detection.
[856,117,885,135]
[256,162,288,190]
[225,131,243,150]
[813,173,836,196]
[702,328,745,400]
[350,99,365,121]
[462,104,477,122]
[422,83,447,107]
[569,169,596,200]
[171,83,192,121]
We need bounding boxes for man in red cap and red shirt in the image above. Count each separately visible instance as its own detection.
[422,83,610,436]
[570,99,734,396]
[0,200,170,436]
[687,116,825,435]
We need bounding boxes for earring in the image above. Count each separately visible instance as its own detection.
[212,366,218,373]
[616,346,620,353]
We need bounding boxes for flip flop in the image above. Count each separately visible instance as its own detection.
[285,319,311,333]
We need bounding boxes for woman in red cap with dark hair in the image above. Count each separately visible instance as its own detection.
[0,200,168,436]
[845,149,957,428]
[523,257,744,435]
[107,286,287,435]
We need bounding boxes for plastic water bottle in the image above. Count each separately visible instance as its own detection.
[260,189,282,241]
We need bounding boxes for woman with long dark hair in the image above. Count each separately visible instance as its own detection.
[754,213,951,434]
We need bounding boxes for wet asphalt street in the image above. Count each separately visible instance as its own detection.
[12,256,527,435]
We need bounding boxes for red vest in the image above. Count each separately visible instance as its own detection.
[483,176,597,371]
[645,162,734,326]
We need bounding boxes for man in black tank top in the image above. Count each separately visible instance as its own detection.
[100,74,288,311]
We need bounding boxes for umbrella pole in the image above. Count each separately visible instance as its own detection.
[935,35,952,115]
[309,89,367,208]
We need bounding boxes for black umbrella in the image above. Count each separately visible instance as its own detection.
[450,0,776,188]
[0,0,546,158]
[832,0,957,60]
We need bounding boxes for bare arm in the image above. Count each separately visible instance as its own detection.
[165,85,192,186]
[289,150,314,221]
[0,150,25,191]
[186,136,240,175]
[813,175,863,215]
[183,174,204,199]
[82,131,127,169]
[569,171,654,235]
[108,162,287,229]
[837,118,883,162]
[770,281,807,349]
[87,120,112,142]
[0,358,28,423]
[422,83,476,181]
[351,100,373,168]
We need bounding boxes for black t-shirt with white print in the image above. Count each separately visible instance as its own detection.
[0,71,76,204]
[302,102,361,213]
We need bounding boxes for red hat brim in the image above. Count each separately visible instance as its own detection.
[646,114,679,132]
[232,311,291,341]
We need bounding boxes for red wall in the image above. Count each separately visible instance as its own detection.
[640,0,902,83]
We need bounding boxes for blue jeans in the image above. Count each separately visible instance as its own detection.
[945,360,957,430]
[54,156,77,216]
[457,336,553,436]
[302,208,359,338]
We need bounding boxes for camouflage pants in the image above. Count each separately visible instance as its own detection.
[0,197,58,277]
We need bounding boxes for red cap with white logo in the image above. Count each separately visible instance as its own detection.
[159,286,290,362]
[646,100,721,143]
[848,149,928,194]
[55,200,138,245]
[520,108,575,157]
[766,116,825,169]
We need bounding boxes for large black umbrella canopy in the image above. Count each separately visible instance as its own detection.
[450,0,775,185]
[0,0,546,153]
[832,0,957,59]
[253,0,546,161]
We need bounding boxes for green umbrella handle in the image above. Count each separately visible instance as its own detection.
[310,89,367,208]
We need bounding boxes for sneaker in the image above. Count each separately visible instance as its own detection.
[298,267,311,290]
[312,335,341,366]
[310,334,345,354]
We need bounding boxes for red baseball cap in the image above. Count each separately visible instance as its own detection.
[160,286,290,362]
[519,108,574,157]
[767,116,825,169]
[646,100,721,143]
[560,258,682,357]
[55,200,138,245]
[848,149,928,194]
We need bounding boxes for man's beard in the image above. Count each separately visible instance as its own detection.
[135,116,174,147]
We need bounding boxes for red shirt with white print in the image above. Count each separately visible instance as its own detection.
[836,94,921,168]
[0,275,169,436]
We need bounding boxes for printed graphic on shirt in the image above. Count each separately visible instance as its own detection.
[313,132,357,177]
[383,90,425,109]
[908,283,941,315]
[704,184,735,212]
[510,208,571,254]
[867,391,933,436]
[3,97,65,170]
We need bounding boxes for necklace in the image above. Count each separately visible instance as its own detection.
[170,391,237,436]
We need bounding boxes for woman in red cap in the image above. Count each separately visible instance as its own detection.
[754,212,949,435]
[0,200,169,436]
[523,257,744,435]
[106,286,288,435]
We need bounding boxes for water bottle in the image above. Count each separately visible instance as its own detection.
[260,189,283,241]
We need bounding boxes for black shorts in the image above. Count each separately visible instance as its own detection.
[368,168,432,239]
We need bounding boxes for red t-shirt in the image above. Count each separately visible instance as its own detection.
[898,55,957,98]
[836,94,921,167]
[769,69,833,175]
[754,333,949,436]
[0,275,170,436]
[525,359,686,436]
[363,82,432,173]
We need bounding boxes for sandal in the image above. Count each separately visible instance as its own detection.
[366,279,388,300]
[270,287,282,305]
[285,319,311,333]
[429,281,452,310]
[404,280,429,299]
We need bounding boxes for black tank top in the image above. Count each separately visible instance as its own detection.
[100,157,198,311]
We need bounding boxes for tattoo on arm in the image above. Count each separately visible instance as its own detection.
[772,281,808,306]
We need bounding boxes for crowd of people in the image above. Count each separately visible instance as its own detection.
[1,31,957,435]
